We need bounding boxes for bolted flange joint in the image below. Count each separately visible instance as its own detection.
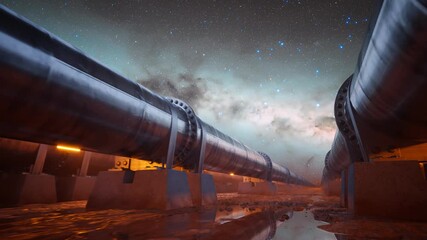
[166,97,199,166]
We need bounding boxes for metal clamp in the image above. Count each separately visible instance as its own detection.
[195,121,206,173]
[258,151,273,182]
[166,104,178,169]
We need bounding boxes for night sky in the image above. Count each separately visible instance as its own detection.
[1,0,377,183]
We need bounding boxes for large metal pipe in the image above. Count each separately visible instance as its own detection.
[0,6,311,185]
[323,0,427,180]
[351,0,427,138]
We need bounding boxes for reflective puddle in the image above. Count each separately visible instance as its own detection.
[274,209,336,240]
[211,207,336,240]
[0,201,339,239]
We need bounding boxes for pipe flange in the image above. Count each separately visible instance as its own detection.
[166,97,198,165]
[323,150,331,170]
[258,151,273,181]
[322,150,338,180]
[334,77,358,145]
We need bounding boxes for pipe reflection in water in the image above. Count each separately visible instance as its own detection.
[208,208,292,240]
[0,200,339,240]
[215,206,262,224]
[211,208,336,240]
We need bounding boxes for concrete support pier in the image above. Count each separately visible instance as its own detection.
[322,178,341,197]
[348,161,427,221]
[238,181,277,195]
[56,176,96,202]
[209,171,242,193]
[56,151,96,202]
[87,169,193,210]
[0,173,56,207]
[187,172,217,206]
[275,182,308,193]
[0,144,57,207]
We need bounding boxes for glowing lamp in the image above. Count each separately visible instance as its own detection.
[56,145,81,152]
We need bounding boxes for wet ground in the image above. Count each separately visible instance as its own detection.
[0,187,426,239]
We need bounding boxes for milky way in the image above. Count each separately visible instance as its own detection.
[1,0,378,183]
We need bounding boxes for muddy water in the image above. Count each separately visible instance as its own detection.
[0,200,337,239]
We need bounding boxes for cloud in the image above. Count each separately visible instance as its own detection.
[314,116,336,131]
[271,117,293,135]
[137,73,207,108]
[229,102,244,117]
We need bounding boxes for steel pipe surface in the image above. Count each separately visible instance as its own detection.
[322,132,351,180]
[351,0,427,139]
[0,6,311,185]
[323,0,427,181]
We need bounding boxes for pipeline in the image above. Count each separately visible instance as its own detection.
[0,6,312,186]
[323,0,427,181]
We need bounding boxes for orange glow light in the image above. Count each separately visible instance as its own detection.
[56,145,81,152]
[229,173,234,176]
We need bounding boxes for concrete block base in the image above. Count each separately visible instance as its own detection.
[0,173,56,207]
[238,181,277,195]
[86,169,193,210]
[275,182,298,192]
[187,173,217,206]
[322,178,341,196]
[348,161,427,221]
[56,176,96,202]
[209,171,242,193]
